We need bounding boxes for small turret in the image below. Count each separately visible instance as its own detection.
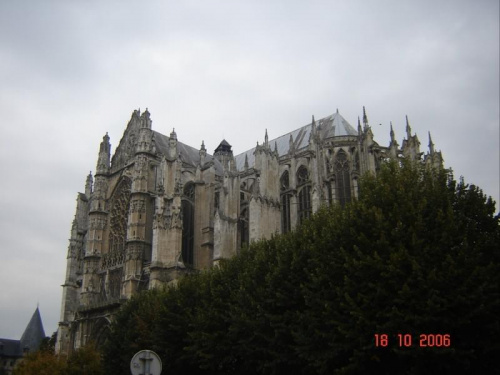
[214,139,233,170]
[357,116,362,135]
[244,153,249,169]
[96,133,111,175]
[264,129,269,147]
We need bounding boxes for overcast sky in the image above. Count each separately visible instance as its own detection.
[0,0,498,340]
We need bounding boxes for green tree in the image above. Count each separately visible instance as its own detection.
[12,350,66,375]
[103,161,499,374]
[13,343,103,375]
[65,343,103,375]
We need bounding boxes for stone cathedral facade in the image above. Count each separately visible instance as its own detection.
[56,107,443,354]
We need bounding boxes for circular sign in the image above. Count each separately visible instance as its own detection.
[130,350,162,375]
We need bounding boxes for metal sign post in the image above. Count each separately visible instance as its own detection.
[130,350,162,375]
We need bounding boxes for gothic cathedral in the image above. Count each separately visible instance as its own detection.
[56,107,443,354]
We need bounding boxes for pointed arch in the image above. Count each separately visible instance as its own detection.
[296,166,312,224]
[92,317,111,350]
[239,207,249,249]
[108,177,132,261]
[335,149,351,206]
[280,170,291,233]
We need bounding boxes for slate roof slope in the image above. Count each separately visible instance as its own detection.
[19,308,45,352]
[0,308,46,357]
[0,338,22,357]
[153,131,224,175]
[234,111,357,171]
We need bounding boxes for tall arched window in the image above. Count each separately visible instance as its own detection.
[335,150,351,207]
[182,183,195,266]
[239,187,249,249]
[280,171,291,233]
[239,207,249,249]
[297,166,312,225]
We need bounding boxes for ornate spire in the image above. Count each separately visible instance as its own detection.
[357,116,362,135]
[390,122,395,142]
[428,131,435,154]
[168,128,178,159]
[363,106,368,130]
[244,153,249,169]
[309,115,317,146]
[264,128,269,146]
[406,115,412,138]
[170,128,177,140]
[199,140,207,166]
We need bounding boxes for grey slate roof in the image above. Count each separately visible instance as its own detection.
[153,131,224,175]
[19,308,45,352]
[234,111,357,171]
[0,339,22,357]
[0,308,45,358]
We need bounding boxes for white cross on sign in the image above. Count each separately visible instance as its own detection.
[130,350,162,375]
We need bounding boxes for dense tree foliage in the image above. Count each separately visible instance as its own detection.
[103,161,499,374]
[12,343,102,375]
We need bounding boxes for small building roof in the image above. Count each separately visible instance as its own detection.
[0,338,22,357]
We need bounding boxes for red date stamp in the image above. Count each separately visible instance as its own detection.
[374,333,451,347]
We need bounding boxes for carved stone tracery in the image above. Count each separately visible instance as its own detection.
[107,178,132,264]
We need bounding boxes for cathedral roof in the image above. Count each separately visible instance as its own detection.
[153,131,224,174]
[234,111,356,171]
[19,307,45,352]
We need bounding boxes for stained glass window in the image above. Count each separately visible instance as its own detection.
[297,166,312,224]
[335,150,351,207]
